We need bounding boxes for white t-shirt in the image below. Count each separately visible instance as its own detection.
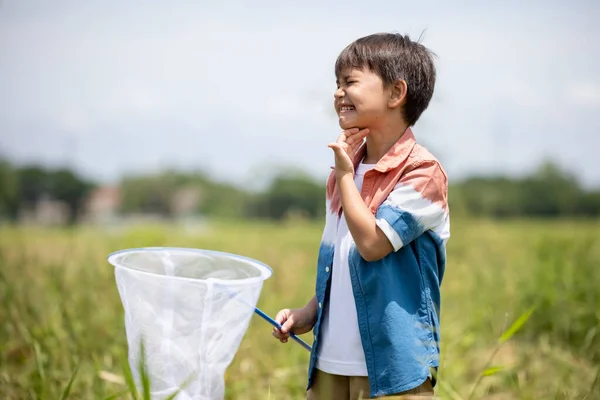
[316,162,403,376]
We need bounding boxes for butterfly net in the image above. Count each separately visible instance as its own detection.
[108,247,273,400]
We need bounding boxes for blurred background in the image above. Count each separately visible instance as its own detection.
[1,1,598,399]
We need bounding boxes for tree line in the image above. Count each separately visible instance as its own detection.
[0,158,598,224]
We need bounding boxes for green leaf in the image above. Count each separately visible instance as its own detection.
[437,379,465,400]
[137,340,151,400]
[498,306,535,344]
[121,357,139,400]
[59,362,80,400]
[164,388,183,400]
[102,389,130,400]
[482,365,504,376]
[33,340,46,384]
[164,370,197,400]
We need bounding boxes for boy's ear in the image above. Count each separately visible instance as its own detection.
[388,79,408,109]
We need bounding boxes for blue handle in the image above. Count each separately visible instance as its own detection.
[254,307,312,352]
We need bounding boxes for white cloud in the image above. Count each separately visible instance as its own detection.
[0,1,599,186]
[566,82,600,108]
[493,81,549,108]
[58,107,91,136]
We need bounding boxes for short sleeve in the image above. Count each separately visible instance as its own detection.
[375,160,449,251]
[375,218,404,251]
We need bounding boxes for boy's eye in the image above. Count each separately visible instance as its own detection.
[336,80,356,89]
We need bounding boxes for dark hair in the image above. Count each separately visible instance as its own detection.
[335,32,436,126]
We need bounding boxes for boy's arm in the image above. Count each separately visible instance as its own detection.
[374,160,449,250]
[329,128,448,261]
[328,128,391,261]
[339,159,449,262]
[338,173,394,261]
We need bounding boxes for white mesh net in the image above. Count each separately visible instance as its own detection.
[108,247,272,400]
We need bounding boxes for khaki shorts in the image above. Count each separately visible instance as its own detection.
[306,369,435,400]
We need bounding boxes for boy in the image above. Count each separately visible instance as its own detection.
[273,32,450,399]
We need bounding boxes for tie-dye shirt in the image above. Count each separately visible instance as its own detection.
[306,128,450,397]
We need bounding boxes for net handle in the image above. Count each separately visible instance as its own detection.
[254,307,312,352]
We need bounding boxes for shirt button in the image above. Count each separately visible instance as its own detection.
[325,266,330,273]
[318,302,322,308]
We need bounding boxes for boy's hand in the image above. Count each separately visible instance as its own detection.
[272,305,317,343]
[328,128,370,178]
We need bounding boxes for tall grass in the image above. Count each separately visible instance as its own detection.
[0,218,598,399]
[517,232,600,363]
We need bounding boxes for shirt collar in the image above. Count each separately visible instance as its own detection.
[352,127,416,173]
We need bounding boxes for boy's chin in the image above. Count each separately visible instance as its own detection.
[339,122,367,131]
[339,120,359,130]
[338,115,369,131]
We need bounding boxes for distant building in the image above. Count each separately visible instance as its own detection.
[82,186,122,224]
[170,186,203,217]
[81,184,207,231]
[18,194,70,226]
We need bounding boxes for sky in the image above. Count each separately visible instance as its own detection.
[1,0,599,190]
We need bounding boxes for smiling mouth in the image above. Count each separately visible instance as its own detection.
[339,105,355,112]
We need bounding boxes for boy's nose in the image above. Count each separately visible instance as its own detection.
[334,88,344,98]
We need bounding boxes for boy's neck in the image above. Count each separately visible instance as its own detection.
[362,120,409,164]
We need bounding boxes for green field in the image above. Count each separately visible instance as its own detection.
[1,218,599,399]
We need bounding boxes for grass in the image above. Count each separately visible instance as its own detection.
[0,217,599,399]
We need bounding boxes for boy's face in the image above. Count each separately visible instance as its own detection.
[334,67,393,130]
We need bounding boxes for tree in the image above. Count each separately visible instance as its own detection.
[0,160,19,220]
[12,165,94,224]
[448,160,598,218]
[249,171,325,220]
[120,174,178,216]
[17,166,50,206]
[49,169,95,223]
